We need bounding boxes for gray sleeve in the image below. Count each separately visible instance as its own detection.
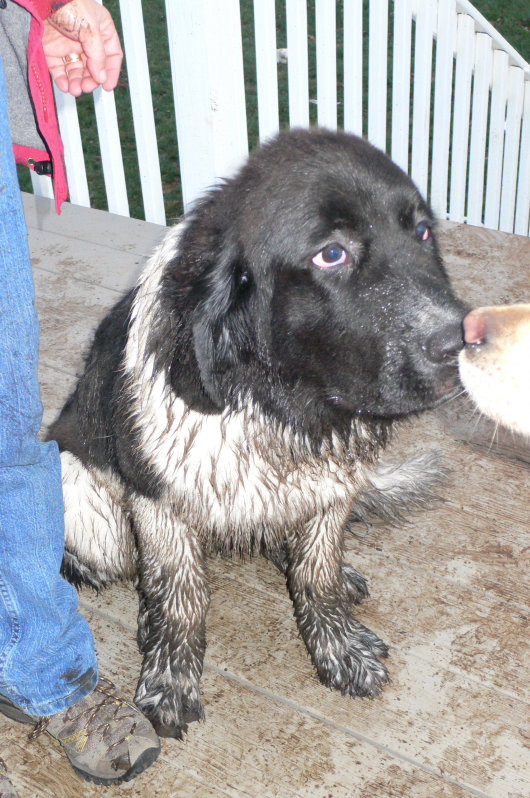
[0,1,47,150]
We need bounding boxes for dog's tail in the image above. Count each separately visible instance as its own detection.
[350,450,449,526]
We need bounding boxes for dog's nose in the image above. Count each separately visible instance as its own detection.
[463,310,487,345]
[424,321,464,363]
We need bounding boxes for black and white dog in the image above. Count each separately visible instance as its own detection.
[48,129,467,738]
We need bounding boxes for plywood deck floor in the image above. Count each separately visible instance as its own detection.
[1,194,528,798]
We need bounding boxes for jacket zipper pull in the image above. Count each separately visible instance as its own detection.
[27,158,53,176]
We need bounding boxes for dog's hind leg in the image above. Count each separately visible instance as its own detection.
[130,495,210,739]
[286,505,389,698]
[60,451,136,590]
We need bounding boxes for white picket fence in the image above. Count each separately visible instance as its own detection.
[32,0,530,236]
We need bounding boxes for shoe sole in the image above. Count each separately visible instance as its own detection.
[0,696,38,725]
[71,743,161,786]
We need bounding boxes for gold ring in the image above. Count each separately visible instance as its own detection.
[62,53,81,65]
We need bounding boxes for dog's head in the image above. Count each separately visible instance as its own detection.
[162,129,467,436]
[460,304,530,437]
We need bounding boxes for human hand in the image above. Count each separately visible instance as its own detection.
[43,0,123,96]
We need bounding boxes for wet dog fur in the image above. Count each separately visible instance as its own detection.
[459,304,530,437]
[48,129,467,738]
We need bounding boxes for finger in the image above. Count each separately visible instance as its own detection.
[82,9,123,91]
[99,49,123,91]
[78,23,108,87]
[48,60,70,93]
[47,54,85,96]
[64,61,85,97]
[80,73,101,94]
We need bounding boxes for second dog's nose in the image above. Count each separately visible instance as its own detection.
[425,322,465,363]
[463,310,487,344]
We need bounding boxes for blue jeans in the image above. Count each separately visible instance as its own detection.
[0,58,97,716]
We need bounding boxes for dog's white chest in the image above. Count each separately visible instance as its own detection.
[136,379,358,541]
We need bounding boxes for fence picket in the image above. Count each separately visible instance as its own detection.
[466,33,493,227]
[30,170,54,200]
[93,87,129,217]
[449,13,475,223]
[54,88,90,208]
[484,49,509,231]
[411,0,435,196]
[86,0,129,217]
[119,0,165,224]
[368,0,388,150]
[254,0,280,141]
[391,0,412,172]
[514,82,530,236]
[499,66,525,233]
[430,0,456,219]
[343,0,363,136]
[166,0,248,212]
[286,0,310,128]
[315,0,337,129]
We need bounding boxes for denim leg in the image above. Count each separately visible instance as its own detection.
[0,58,98,716]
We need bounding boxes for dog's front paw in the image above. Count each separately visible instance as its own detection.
[314,618,390,698]
[297,592,389,698]
[134,674,204,739]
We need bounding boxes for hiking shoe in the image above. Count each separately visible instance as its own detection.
[0,678,160,786]
[0,758,19,798]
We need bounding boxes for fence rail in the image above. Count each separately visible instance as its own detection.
[31,0,530,237]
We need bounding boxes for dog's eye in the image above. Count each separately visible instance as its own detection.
[415,221,431,241]
[311,244,350,269]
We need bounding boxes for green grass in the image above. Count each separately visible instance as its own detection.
[18,1,528,221]
[474,0,529,61]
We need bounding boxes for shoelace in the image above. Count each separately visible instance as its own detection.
[28,677,138,749]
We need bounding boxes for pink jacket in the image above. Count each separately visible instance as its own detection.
[13,0,71,212]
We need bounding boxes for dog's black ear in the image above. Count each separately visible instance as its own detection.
[191,240,254,408]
